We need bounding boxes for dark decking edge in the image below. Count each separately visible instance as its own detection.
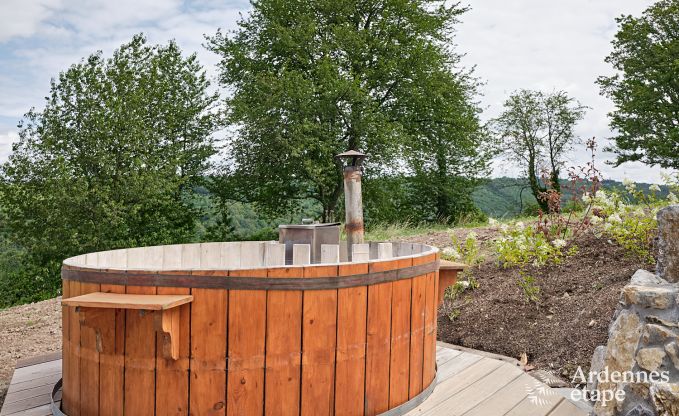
[15,352,63,369]
[436,341,522,368]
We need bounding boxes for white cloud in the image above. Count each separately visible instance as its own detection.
[0,0,247,133]
[0,0,674,183]
[0,0,63,42]
[455,0,672,183]
[0,130,18,161]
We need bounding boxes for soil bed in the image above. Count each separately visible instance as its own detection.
[403,229,650,385]
[0,297,61,407]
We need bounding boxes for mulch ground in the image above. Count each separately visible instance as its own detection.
[0,297,61,408]
[403,229,651,385]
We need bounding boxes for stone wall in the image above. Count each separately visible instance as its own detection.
[658,206,679,283]
[593,206,679,416]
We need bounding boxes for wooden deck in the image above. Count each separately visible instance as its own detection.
[1,352,61,416]
[1,344,587,416]
[405,344,588,415]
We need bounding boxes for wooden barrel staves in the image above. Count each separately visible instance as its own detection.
[59,241,449,416]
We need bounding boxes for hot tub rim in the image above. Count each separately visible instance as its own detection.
[61,242,440,291]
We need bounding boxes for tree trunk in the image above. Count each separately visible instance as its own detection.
[435,143,450,221]
[550,168,561,194]
[527,154,549,213]
[322,178,344,223]
[436,190,450,222]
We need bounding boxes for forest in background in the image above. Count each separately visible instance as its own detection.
[0,0,677,308]
[195,176,670,240]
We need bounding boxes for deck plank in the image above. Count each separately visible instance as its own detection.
[503,388,564,416]
[10,362,61,385]
[420,363,523,416]
[462,373,536,416]
[546,398,586,416]
[4,385,58,405]
[1,403,53,416]
[0,389,59,416]
[435,351,485,382]
[6,374,60,395]
[407,357,503,414]
[434,347,461,368]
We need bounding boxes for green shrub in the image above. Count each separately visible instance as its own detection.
[495,222,566,267]
[587,176,678,264]
[442,232,484,267]
[517,273,541,304]
[522,202,542,217]
[0,254,61,308]
[242,227,279,241]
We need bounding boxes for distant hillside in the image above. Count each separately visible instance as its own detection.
[192,177,669,238]
[472,177,669,218]
[472,178,536,219]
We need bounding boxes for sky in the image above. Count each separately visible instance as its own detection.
[0,0,672,183]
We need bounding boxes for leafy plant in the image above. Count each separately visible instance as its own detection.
[445,281,467,302]
[447,308,461,321]
[495,139,604,269]
[518,273,541,304]
[442,280,476,322]
[441,232,483,321]
[587,174,679,263]
[443,232,484,267]
[442,230,484,301]
[495,222,565,267]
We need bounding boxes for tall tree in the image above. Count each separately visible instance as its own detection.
[0,35,220,276]
[207,0,489,222]
[598,0,679,169]
[399,68,491,222]
[493,90,586,213]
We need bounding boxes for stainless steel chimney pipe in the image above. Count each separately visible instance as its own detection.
[336,150,367,261]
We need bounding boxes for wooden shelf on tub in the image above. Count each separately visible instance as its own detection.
[62,292,192,360]
[439,260,467,271]
[438,260,466,306]
[62,292,193,310]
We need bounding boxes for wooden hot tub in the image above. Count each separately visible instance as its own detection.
[60,241,452,416]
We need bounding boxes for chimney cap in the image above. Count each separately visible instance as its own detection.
[336,149,365,158]
[335,150,367,167]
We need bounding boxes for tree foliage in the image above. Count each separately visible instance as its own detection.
[493,90,586,213]
[598,0,679,169]
[0,35,220,292]
[207,0,490,223]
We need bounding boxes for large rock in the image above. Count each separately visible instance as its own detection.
[600,383,652,416]
[658,206,679,283]
[632,269,668,286]
[666,342,679,370]
[590,346,607,392]
[636,348,666,372]
[595,311,644,416]
[646,315,679,329]
[651,383,679,415]
[625,404,656,416]
[606,310,643,372]
[642,324,679,345]
[622,285,676,310]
